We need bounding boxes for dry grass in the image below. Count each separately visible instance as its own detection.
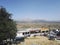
[18,36,60,45]
[16,23,60,30]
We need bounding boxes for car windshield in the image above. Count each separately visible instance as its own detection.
[57,31,60,36]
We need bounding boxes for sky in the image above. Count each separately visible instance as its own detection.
[0,0,60,21]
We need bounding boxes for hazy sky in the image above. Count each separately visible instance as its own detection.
[0,0,60,21]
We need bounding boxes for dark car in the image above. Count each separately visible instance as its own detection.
[14,37,25,43]
[56,31,60,40]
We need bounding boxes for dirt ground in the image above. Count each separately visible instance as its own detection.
[18,36,60,45]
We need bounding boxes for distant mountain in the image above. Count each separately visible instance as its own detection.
[16,20,60,23]
[32,20,48,23]
[32,20,60,23]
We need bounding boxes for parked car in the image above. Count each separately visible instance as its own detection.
[48,31,56,40]
[14,37,25,43]
[56,31,60,40]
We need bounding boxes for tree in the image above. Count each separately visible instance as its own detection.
[0,7,17,44]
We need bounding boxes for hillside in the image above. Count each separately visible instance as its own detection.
[16,20,60,29]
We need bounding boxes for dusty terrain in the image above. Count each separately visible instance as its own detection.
[18,36,60,45]
[16,23,60,30]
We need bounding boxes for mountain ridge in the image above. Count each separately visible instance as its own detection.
[16,20,60,23]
